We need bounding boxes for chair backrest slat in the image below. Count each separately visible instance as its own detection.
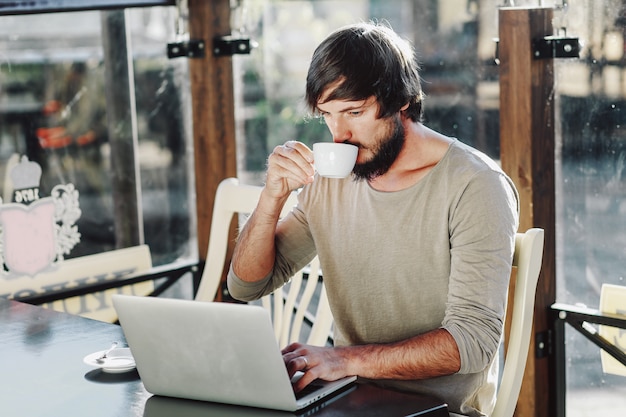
[492,228,544,417]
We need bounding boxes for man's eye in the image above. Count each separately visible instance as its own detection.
[315,113,329,124]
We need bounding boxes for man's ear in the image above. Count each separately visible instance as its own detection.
[399,102,410,119]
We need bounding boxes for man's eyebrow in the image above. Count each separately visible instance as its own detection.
[317,101,371,113]
[340,103,367,111]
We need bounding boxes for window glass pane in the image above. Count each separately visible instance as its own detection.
[0,6,195,273]
[554,0,626,414]
[127,7,196,266]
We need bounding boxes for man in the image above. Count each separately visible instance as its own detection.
[227,22,519,417]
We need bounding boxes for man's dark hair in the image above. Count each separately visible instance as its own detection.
[305,22,424,122]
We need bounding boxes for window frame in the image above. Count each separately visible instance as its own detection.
[0,0,174,15]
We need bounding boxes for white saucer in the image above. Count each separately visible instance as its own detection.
[83,348,136,373]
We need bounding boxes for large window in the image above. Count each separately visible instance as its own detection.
[0,6,196,269]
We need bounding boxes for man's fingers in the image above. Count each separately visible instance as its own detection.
[266,142,314,187]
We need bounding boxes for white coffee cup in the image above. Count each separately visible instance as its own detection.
[313,142,358,178]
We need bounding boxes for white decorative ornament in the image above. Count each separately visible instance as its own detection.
[0,156,81,278]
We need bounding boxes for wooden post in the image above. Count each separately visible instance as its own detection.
[499,7,556,417]
[188,0,238,298]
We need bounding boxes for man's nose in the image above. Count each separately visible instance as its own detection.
[328,118,351,142]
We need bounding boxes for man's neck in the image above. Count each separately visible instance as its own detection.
[368,123,453,192]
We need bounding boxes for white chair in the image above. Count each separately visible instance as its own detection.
[194,177,334,348]
[492,228,544,417]
[261,254,334,348]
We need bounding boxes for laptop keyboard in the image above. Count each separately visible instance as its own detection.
[295,380,325,400]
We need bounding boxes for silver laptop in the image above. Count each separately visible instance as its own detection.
[111,294,356,412]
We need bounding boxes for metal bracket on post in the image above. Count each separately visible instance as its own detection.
[535,330,552,358]
[532,36,581,59]
[213,35,254,57]
[167,39,206,59]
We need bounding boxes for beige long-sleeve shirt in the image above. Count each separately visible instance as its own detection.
[228,140,519,416]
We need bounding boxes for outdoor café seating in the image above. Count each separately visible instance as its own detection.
[2,1,626,416]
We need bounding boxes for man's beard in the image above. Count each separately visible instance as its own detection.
[352,115,405,181]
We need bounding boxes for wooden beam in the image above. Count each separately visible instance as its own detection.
[499,7,557,417]
[188,0,238,298]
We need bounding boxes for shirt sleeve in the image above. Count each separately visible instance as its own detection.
[226,189,318,302]
[442,170,519,374]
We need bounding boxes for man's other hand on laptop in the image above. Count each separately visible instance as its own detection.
[282,342,354,393]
